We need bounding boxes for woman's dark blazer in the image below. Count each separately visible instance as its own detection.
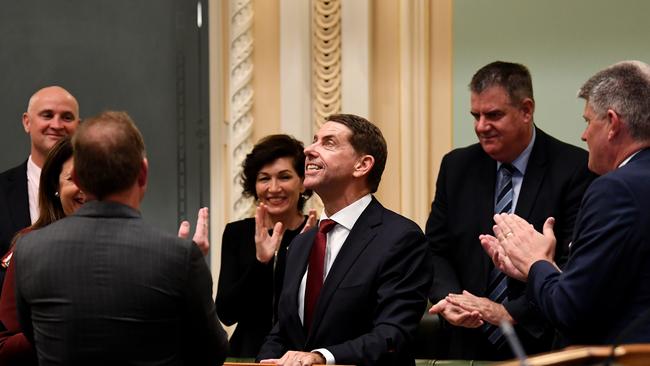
[216,217,306,357]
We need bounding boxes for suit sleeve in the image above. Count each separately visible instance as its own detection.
[527,176,641,337]
[426,155,462,301]
[182,243,229,366]
[325,228,431,365]
[256,317,289,361]
[504,155,595,336]
[216,222,271,326]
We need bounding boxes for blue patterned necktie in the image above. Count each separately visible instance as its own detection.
[483,163,515,348]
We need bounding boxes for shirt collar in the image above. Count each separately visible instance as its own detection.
[320,194,372,231]
[27,155,42,180]
[619,149,643,168]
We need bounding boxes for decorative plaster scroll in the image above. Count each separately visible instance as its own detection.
[229,0,254,220]
[312,0,342,128]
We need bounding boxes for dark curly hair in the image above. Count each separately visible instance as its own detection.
[240,134,312,211]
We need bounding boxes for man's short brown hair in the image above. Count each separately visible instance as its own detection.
[72,111,145,199]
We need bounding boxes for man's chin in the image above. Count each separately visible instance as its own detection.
[303,177,320,191]
[479,142,501,157]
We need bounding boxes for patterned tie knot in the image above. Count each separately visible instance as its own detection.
[500,163,515,176]
[319,219,337,234]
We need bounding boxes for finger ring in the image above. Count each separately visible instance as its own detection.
[506,232,514,237]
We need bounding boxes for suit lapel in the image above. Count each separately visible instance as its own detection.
[306,199,381,342]
[515,128,547,219]
[476,153,498,281]
[5,162,30,230]
[286,227,316,345]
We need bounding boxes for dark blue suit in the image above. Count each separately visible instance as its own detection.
[528,148,650,346]
[257,197,431,366]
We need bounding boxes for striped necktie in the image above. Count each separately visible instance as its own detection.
[483,163,515,348]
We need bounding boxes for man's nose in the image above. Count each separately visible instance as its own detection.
[475,116,489,131]
[50,116,64,129]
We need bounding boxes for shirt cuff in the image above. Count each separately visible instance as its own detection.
[312,348,335,364]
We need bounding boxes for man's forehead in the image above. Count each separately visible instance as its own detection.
[316,121,352,138]
[28,86,78,112]
[30,94,78,113]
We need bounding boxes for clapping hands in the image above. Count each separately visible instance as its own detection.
[178,207,210,256]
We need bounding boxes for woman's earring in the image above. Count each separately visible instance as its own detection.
[55,192,60,197]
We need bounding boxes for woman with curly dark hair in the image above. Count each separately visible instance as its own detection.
[216,134,316,358]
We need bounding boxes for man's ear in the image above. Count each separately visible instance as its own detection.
[352,155,375,178]
[137,158,149,188]
[520,98,535,124]
[22,113,30,134]
[607,109,621,140]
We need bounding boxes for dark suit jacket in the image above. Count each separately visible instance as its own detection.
[257,197,432,366]
[14,200,228,366]
[426,128,595,360]
[528,148,650,346]
[0,161,30,260]
[216,217,306,357]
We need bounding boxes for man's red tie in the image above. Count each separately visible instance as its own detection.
[304,219,336,331]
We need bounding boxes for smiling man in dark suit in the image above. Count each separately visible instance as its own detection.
[426,61,595,360]
[258,114,431,366]
[0,86,79,283]
[14,111,228,365]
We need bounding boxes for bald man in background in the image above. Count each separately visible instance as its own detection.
[0,86,80,283]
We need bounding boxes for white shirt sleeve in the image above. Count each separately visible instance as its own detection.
[312,348,335,364]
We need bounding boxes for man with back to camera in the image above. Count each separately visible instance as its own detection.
[483,60,650,346]
[13,111,228,365]
[426,61,595,360]
[0,86,79,271]
[257,114,431,366]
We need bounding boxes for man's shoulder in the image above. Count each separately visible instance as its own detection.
[443,143,485,163]
[370,199,423,234]
[591,152,650,194]
[0,161,27,183]
[535,128,589,160]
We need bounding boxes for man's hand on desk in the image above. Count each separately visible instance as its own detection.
[260,351,326,366]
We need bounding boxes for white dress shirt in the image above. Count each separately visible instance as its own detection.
[27,155,42,224]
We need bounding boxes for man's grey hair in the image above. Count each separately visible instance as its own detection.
[578,60,650,141]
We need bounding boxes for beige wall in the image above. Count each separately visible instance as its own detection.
[252,0,281,142]
[452,0,650,150]
[209,1,453,282]
[370,0,402,213]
